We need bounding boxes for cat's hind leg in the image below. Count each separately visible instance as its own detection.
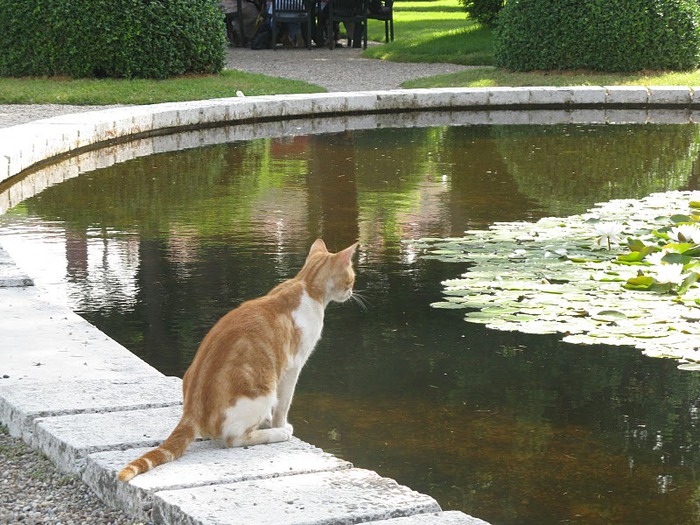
[221,394,291,448]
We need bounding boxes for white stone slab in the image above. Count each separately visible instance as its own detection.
[0,287,162,384]
[0,246,33,287]
[0,376,182,441]
[152,468,441,525]
[648,86,692,106]
[32,405,183,473]
[605,86,649,106]
[365,511,491,525]
[569,86,607,106]
[488,87,532,107]
[527,87,572,106]
[84,438,352,520]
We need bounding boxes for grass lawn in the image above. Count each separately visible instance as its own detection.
[402,67,700,89]
[0,70,324,106]
[2,0,700,104]
[364,0,493,65]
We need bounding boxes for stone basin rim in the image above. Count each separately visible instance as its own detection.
[2,86,700,186]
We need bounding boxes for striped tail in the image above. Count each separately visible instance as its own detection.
[117,419,196,482]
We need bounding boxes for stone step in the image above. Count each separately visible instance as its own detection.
[366,512,491,525]
[84,438,352,521]
[0,245,33,287]
[33,405,183,473]
[151,468,441,525]
[0,376,182,441]
[0,287,163,383]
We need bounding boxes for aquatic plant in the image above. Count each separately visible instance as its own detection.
[415,191,700,368]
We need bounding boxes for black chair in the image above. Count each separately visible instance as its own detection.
[270,0,314,49]
[327,0,368,49]
[223,0,246,47]
[366,0,393,42]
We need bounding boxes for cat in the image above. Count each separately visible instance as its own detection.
[118,239,358,482]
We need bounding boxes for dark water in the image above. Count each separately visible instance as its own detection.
[3,122,700,524]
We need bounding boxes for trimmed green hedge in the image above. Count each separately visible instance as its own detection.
[0,0,225,79]
[494,0,700,72]
[461,0,505,28]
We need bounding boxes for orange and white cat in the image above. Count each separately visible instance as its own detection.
[118,239,358,482]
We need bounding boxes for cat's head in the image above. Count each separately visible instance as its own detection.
[302,239,358,305]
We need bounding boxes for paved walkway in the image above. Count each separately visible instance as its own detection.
[0,46,469,128]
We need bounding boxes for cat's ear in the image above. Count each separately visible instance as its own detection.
[336,242,359,265]
[309,239,328,256]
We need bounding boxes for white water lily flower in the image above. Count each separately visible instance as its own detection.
[593,221,625,249]
[645,250,667,266]
[654,263,686,285]
[669,224,700,244]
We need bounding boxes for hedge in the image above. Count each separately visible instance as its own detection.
[461,0,505,28]
[0,0,226,79]
[494,0,700,72]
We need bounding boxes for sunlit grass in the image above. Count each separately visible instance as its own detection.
[365,0,493,65]
[402,67,700,89]
[0,70,325,105]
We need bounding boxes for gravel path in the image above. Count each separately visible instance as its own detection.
[0,426,145,524]
[0,47,467,524]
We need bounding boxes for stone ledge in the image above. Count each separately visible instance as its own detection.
[0,376,182,442]
[32,405,183,473]
[2,87,700,186]
[84,438,353,521]
[365,511,491,525]
[0,287,163,384]
[151,468,442,525]
[0,245,33,287]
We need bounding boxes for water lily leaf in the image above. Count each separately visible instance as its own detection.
[594,309,627,320]
[678,272,700,296]
[664,242,695,254]
[431,301,468,310]
[624,275,655,290]
[689,201,700,210]
[661,252,695,265]
[627,238,646,252]
[681,245,700,257]
[670,214,694,224]
[618,251,645,263]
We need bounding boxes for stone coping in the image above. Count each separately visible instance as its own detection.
[2,86,700,188]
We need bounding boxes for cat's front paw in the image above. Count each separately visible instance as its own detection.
[285,423,294,436]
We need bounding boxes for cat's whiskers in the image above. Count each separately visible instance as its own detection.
[349,290,370,311]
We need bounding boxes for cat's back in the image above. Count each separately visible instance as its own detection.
[190,279,304,363]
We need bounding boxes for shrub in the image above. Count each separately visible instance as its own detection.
[494,0,700,72]
[461,0,505,28]
[0,0,225,79]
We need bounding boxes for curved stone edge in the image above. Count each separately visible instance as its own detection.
[2,86,700,186]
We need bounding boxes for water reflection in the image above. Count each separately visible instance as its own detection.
[3,122,700,525]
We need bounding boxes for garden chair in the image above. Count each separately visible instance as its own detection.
[366,0,393,42]
[270,0,314,49]
[327,0,368,49]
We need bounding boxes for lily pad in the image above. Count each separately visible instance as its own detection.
[416,190,700,368]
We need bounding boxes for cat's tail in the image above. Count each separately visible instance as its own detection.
[117,418,196,482]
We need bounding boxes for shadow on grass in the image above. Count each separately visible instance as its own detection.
[365,25,493,66]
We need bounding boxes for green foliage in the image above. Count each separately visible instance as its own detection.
[0,0,225,79]
[494,0,700,72]
[460,0,505,28]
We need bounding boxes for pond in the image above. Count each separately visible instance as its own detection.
[2,118,700,525]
